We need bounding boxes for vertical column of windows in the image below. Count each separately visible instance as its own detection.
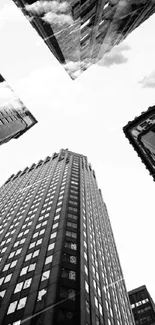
[59,157,79,321]
[81,168,91,319]
[84,169,104,323]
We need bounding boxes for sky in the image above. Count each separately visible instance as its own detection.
[0,0,155,300]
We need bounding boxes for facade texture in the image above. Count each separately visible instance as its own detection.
[12,0,155,79]
[0,149,134,325]
[0,74,37,146]
[129,285,155,325]
[123,105,155,180]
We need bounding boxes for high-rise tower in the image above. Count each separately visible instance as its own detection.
[0,74,37,146]
[0,149,134,325]
[12,0,155,79]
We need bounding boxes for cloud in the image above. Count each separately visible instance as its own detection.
[63,60,91,79]
[42,11,73,26]
[25,1,73,26]
[25,1,69,15]
[139,71,155,88]
[98,42,131,67]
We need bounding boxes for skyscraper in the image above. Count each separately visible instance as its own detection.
[0,74,37,146]
[0,149,135,325]
[123,105,155,180]
[128,285,155,325]
[12,0,155,79]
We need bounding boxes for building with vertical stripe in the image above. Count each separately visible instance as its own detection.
[0,149,134,325]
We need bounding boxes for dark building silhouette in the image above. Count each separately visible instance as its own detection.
[128,285,155,325]
[0,74,37,146]
[12,0,155,79]
[123,105,155,180]
[0,149,135,325]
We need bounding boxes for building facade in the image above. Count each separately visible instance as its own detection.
[0,74,37,146]
[129,285,155,325]
[123,105,155,180]
[0,149,135,325]
[12,0,155,79]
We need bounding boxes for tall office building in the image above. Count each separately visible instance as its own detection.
[12,0,155,79]
[128,285,155,325]
[0,149,135,325]
[0,74,37,146]
[123,105,155,180]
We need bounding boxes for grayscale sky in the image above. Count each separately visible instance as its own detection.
[0,0,155,299]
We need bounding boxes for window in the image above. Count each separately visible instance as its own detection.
[68,207,78,213]
[84,265,88,276]
[63,254,77,264]
[14,282,23,293]
[29,242,35,249]
[84,252,87,261]
[11,260,17,268]
[17,297,27,310]
[20,266,28,276]
[48,243,55,251]
[68,289,76,300]
[23,278,32,289]
[25,253,32,261]
[0,277,4,286]
[54,215,60,221]
[4,273,12,283]
[33,249,40,258]
[0,290,6,298]
[3,263,10,271]
[29,263,36,272]
[69,270,76,280]
[53,222,58,229]
[71,243,77,250]
[67,222,77,229]
[99,304,103,316]
[66,231,77,239]
[85,281,89,293]
[68,213,77,221]
[95,296,98,308]
[37,289,47,301]
[36,238,42,246]
[7,301,18,314]
[41,270,50,281]
[86,301,90,314]
[50,232,57,239]
[45,255,53,265]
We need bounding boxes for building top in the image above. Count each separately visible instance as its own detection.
[123,105,155,180]
[12,0,155,79]
[0,74,37,145]
[128,285,147,296]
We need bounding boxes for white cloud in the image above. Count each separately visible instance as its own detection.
[42,11,73,26]
[63,60,91,79]
[98,42,131,67]
[25,1,73,27]
[25,0,69,15]
[139,71,155,88]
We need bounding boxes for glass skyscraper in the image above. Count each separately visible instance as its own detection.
[12,0,155,79]
[0,149,134,325]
